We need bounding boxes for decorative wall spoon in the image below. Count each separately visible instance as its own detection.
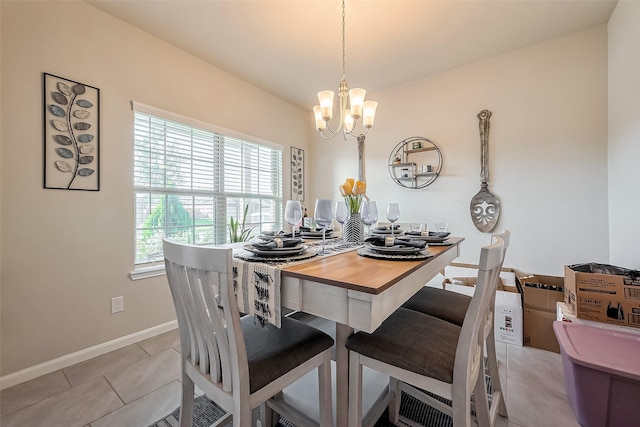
[470,109,501,232]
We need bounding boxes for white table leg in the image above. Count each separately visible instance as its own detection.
[336,322,354,427]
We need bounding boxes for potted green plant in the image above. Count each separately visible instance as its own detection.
[229,203,254,242]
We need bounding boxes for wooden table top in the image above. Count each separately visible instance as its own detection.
[281,237,463,295]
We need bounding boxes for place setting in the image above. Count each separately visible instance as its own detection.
[399,221,454,246]
[357,235,433,260]
[299,227,336,240]
[238,235,318,262]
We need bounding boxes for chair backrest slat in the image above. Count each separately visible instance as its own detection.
[163,240,246,395]
[454,236,505,396]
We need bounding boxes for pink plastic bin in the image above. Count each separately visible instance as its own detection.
[553,321,640,427]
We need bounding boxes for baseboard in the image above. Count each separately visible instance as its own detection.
[0,320,178,390]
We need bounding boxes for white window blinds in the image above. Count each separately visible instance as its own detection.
[133,104,282,265]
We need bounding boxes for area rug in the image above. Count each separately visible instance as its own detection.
[149,391,455,427]
[151,364,494,427]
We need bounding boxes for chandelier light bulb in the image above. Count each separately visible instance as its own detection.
[362,101,378,128]
[317,91,334,120]
[344,110,355,132]
[313,105,327,130]
[348,88,366,118]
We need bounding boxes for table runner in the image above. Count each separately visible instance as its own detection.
[233,239,362,328]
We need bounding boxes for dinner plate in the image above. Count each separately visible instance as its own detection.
[243,244,307,256]
[365,243,423,254]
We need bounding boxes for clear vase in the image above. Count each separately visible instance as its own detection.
[343,212,365,243]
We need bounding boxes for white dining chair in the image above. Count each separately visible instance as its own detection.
[163,239,334,427]
[346,235,505,427]
[401,230,511,420]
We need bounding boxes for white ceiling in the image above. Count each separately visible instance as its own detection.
[86,0,617,109]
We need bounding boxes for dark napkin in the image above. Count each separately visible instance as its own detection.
[374,225,401,231]
[260,230,293,238]
[251,238,303,250]
[300,227,332,233]
[404,231,450,238]
[365,236,427,249]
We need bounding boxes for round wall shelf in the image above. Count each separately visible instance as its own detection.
[388,137,442,189]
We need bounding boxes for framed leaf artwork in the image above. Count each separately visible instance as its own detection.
[43,73,100,191]
[290,147,304,201]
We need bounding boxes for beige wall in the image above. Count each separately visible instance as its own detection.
[608,1,640,269]
[310,25,609,276]
[0,1,309,376]
[0,0,631,381]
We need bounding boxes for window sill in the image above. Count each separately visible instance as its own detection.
[129,265,166,281]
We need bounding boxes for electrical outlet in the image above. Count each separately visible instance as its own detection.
[111,296,124,314]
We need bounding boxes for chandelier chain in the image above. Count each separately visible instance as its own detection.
[342,0,346,81]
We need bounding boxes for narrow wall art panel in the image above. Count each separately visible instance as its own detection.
[291,147,304,201]
[43,73,100,191]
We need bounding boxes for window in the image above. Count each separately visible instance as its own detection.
[133,103,282,266]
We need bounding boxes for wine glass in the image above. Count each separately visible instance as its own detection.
[335,201,348,240]
[386,203,400,237]
[435,222,449,233]
[314,199,334,254]
[361,201,378,237]
[285,200,302,238]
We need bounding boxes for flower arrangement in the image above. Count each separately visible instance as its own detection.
[339,178,366,214]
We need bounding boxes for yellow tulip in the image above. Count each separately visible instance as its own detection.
[353,180,366,195]
[340,178,354,196]
[345,178,355,191]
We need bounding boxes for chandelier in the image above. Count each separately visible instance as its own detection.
[313,0,378,140]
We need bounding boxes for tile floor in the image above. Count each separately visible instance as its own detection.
[0,327,580,427]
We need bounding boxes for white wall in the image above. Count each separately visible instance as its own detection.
[310,25,609,276]
[0,1,308,376]
[608,1,640,270]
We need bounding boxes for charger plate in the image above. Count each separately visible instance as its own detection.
[427,240,454,246]
[357,247,433,261]
[365,243,423,255]
[243,244,307,257]
[236,248,319,262]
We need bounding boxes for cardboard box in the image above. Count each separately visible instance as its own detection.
[517,272,564,353]
[442,280,523,347]
[444,264,522,346]
[564,265,640,329]
[557,301,640,336]
[449,276,505,291]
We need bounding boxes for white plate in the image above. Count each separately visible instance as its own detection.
[243,244,307,256]
[365,243,423,254]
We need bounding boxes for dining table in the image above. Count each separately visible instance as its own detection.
[278,236,464,427]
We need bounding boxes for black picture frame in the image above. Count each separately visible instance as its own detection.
[43,73,100,191]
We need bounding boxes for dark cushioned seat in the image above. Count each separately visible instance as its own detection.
[243,315,335,393]
[402,287,471,326]
[346,308,460,384]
